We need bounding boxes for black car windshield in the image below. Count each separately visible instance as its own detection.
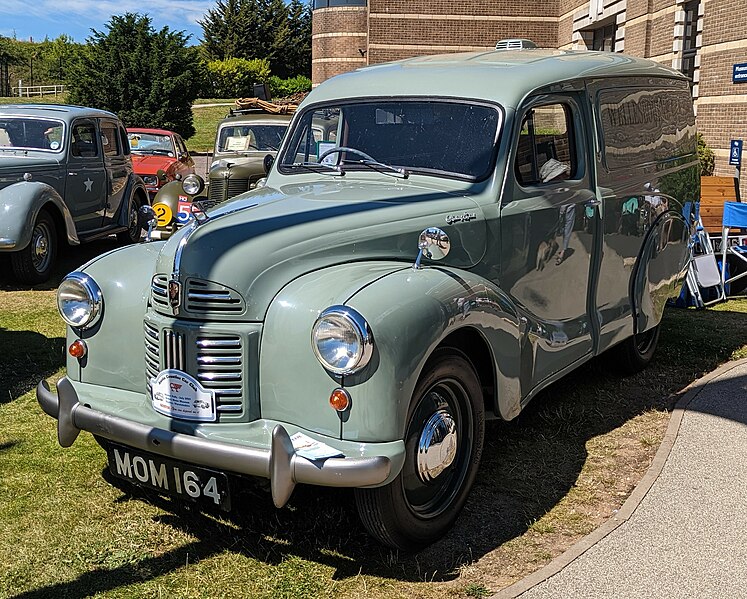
[216,124,288,153]
[279,100,501,180]
[0,117,65,152]
[128,132,175,156]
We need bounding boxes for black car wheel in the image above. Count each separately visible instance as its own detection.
[11,209,57,284]
[117,195,143,244]
[355,350,484,551]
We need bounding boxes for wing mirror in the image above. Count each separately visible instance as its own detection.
[263,154,275,175]
[138,205,157,241]
[413,227,450,269]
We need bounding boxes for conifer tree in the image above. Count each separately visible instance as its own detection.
[66,13,200,138]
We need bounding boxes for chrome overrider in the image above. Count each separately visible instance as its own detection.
[37,377,392,508]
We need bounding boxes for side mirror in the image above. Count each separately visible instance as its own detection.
[413,227,450,269]
[263,154,275,175]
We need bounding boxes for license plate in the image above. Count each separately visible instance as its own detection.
[107,444,231,510]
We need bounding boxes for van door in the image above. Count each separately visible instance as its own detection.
[100,119,129,226]
[65,119,107,233]
[499,95,600,392]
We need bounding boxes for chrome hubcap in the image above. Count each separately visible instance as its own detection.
[417,409,457,483]
[31,223,51,272]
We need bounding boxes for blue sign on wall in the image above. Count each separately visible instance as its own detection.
[730,140,743,167]
[734,63,747,84]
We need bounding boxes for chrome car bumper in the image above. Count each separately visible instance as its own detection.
[37,377,392,508]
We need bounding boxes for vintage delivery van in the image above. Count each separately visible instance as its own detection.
[38,49,697,551]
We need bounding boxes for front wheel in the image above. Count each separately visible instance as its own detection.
[11,209,57,284]
[355,351,485,551]
[117,195,143,244]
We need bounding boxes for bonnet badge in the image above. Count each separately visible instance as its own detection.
[168,277,181,315]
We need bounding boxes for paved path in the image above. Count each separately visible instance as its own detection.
[496,359,747,599]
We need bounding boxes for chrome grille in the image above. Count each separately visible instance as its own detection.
[197,335,243,413]
[164,330,186,370]
[151,275,170,312]
[143,323,245,419]
[186,280,244,314]
[144,321,160,388]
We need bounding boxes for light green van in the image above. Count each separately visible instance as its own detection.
[39,49,697,551]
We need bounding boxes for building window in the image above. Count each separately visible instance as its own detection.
[313,0,366,8]
[681,0,699,85]
[592,24,617,52]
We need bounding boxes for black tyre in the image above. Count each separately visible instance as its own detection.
[609,323,661,374]
[355,350,485,551]
[117,195,143,244]
[11,209,57,284]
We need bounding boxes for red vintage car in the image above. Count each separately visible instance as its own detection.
[126,128,195,197]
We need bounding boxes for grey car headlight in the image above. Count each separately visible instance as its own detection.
[57,272,103,329]
[142,175,159,186]
[312,306,373,375]
[182,174,204,196]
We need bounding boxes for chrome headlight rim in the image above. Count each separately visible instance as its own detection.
[312,305,374,376]
[182,174,204,196]
[141,174,159,186]
[57,271,103,329]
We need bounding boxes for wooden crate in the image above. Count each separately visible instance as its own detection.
[700,176,740,233]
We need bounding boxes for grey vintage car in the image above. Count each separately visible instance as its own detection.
[38,50,696,550]
[0,105,148,283]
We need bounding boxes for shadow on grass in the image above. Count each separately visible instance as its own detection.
[0,328,64,405]
[0,238,122,292]
[10,305,747,598]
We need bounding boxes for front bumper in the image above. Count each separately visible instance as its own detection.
[37,377,393,508]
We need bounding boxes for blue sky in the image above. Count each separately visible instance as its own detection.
[0,0,216,44]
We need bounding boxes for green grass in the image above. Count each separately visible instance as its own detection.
[0,95,69,105]
[1,273,746,597]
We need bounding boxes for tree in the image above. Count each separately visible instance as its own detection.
[66,13,200,138]
[198,0,312,78]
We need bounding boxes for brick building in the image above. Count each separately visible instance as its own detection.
[312,0,747,196]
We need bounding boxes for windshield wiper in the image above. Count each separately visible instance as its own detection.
[289,161,345,176]
[355,159,410,179]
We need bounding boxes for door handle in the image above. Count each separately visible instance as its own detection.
[68,172,78,176]
[585,198,601,206]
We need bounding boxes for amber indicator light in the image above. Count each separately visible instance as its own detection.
[329,388,350,412]
[68,340,87,359]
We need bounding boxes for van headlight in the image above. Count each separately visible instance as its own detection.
[57,272,103,329]
[312,306,373,375]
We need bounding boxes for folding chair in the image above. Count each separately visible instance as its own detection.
[678,201,724,308]
[719,201,747,299]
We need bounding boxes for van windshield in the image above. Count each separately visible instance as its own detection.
[279,100,501,180]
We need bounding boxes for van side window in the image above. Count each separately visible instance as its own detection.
[515,104,575,186]
[100,123,121,157]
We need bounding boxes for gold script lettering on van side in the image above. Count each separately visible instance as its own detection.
[445,212,477,225]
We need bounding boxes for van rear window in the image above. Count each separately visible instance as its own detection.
[598,87,696,171]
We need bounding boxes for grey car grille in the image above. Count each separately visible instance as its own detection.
[144,321,244,419]
[151,275,245,316]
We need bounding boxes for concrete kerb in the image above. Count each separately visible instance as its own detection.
[491,357,747,599]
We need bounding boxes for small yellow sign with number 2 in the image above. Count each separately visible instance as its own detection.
[153,203,173,227]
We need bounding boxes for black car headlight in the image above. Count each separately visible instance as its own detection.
[312,306,373,375]
[142,175,159,186]
[57,272,103,329]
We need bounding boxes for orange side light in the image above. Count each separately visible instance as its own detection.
[329,388,351,412]
[68,340,87,359]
